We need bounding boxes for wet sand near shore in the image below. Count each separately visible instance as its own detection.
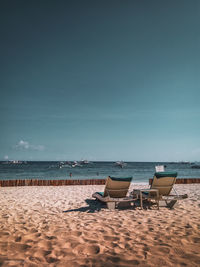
[0,184,200,266]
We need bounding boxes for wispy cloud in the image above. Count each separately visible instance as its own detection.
[14,140,45,151]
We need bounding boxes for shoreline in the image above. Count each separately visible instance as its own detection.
[1,178,200,187]
[0,183,200,266]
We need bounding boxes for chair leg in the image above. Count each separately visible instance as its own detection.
[157,200,159,210]
[140,191,143,209]
[156,191,159,210]
[107,202,115,210]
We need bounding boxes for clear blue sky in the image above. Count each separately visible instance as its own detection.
[1,0,200,161]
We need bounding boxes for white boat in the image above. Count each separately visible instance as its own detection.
[11,160,23,164]
[80,160,90,165]
[72,161,82,168]
[115,161,127,168]
[59,161,71,168]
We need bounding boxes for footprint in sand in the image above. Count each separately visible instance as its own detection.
[174,247,186,256]
[28,255,42,264]
[37,240,53,250]
[45,256,59,263]
[30,228,38,233]
[9,242,32,252]
[45,235,56,240]
[103,236,119,242]
[157,246,171,254]
[74,244,100,255]
[15,236,22,242]
[33,249,51,259]
[70,230,82,237]
[0,231,10,237]
[192,237,200,243]
[157,258,168,266]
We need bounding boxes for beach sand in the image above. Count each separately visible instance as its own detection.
[0,184,200,266]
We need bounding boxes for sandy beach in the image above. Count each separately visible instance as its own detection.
[0,183,200,267]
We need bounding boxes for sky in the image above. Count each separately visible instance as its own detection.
[0,0,200,162]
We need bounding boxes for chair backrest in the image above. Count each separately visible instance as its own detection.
[104,176,132,198]
[151,172,177,196]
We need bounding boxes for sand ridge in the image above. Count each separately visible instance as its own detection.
[0,184,200,266]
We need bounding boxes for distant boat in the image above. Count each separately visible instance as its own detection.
[115,161,127,168]
[1,160,25,165]
[59,161,71,168]
[72,161,82,168]
[80,160,90,165]
[59,160,84,168]
[10,160,23,164]
[72,161,78,168]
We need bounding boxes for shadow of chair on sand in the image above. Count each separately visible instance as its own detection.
[63,199,105,213]
[63,198,137,213]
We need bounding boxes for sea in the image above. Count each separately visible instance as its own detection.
[0,161,200,183]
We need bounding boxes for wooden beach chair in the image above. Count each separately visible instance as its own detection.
[92,176,135,210]
[132,172,188,209]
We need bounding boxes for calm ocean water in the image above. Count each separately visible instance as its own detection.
[0,161,200,183]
